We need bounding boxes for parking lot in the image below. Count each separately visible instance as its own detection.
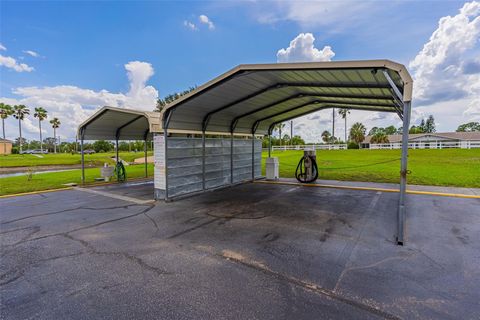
[1,182,479,319]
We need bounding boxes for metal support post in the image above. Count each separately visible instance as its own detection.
[268,134,272,158]
[80,130,85,184]
[202,131,206,190]
[397,101,411,245]
[144,139,148,178]
[230,133,234,184]
[251,134,255,181]
[115,139,119,163]
[164,130,169,200]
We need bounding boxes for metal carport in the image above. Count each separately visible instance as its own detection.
[77,106,161,182]
[160,60,413,245]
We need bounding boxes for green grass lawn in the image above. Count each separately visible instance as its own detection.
[262,149,480,188]
[0,152,153,167]
[0,164,154,196]
[1,149,478,196]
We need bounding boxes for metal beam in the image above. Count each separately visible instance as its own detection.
[230,92,394,132]
[397,101,411,245]
[383,70,403,102]
[202,84,282,131]
[251,101,323,133]
[266,104,396,135]
[252,102,395,134]
[78,108,109,138]
[115,115,144,140]
[200,82,392,132]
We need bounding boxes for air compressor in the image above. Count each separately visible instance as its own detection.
[295,150,318,183]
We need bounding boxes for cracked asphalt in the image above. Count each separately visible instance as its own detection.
[1,183,479,319]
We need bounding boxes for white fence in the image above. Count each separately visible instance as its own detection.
[264,140,480,151]
[270,144,347,151]
[369,140,480,149]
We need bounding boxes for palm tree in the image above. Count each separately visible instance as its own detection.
[0,103,14,155]
[34,107,48,153]
[275,123,286,145]
[13,105,30,154]
[349,122,366,146]
[332,108,335,142]
[370,131,389,144]
[321,130,331,143]
[50,117,61,153]
[338,108,350,143]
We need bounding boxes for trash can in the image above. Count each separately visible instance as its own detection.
[100,165,115,182]
[266,157,279,180]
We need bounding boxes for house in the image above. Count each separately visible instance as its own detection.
[0,138,13,155]
[362,132,480,149]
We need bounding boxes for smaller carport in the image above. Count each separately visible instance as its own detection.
[77,106,161,183]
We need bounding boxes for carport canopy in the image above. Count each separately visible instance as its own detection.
[159,60,413,245]
[78,106,161,140]
[77,106,161,185]
[160,60,412,136]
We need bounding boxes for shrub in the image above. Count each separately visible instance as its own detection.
[347,142,359,149]
[11,147,19,154]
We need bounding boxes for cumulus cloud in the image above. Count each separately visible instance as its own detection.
[0,61,158,140]
[409,1,480,120]
[0,54,34,72]
[277,33,335,63]
[254,1,379,30]
[23,50,39,57]
[199,14,215,30]
[0,43,6,51]
[184,20,197,31]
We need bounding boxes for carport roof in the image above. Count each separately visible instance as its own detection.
[78,106,161,140]
[161,60,413,136]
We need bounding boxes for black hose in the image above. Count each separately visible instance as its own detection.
[115,161,127,182]
[295,155,318,183]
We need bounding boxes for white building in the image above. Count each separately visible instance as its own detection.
[363,132,480,149]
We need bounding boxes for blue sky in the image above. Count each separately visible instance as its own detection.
[1,1,479,142]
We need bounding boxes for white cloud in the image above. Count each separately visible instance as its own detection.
[0,43,6,51]
[409,0,480,122]
[199,14,215,30]
[0,54,34,72]
[253,1,379,30]
[23,50,39,57]
[184,20,197,31]
[277,33,335,63]
[0,61,158,141]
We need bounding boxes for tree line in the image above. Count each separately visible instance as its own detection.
[0,103,61,154]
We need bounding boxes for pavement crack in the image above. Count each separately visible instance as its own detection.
[216,250,402,320]
[0,252,83,287]
[62,233,171,276]
[333,254,414,293]
[5,205,155,246]
[1,204,141,225]
[143,212,159,231]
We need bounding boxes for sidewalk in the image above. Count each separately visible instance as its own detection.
[275,178,480,196]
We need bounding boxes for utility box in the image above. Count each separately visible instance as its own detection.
[266,157,279,180]
[100,165,114,182]
[303,150,317,181]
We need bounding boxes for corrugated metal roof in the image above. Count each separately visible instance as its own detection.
[161,60,413,136]
[77,106,161,140]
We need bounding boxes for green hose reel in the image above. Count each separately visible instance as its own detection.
[115,161,127,182]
